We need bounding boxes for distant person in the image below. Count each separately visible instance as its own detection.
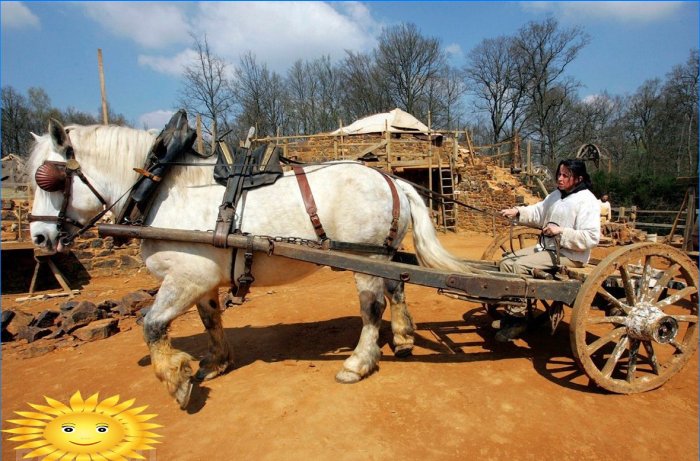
[493,159,601,342]
[599,193,612,225]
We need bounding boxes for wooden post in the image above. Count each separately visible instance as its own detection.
[195,114,204,155]
[427,111,433,213]
[97,49,109,125]
[526,140,532,187]
[338,118,344,160]
[682,187,696,252]
[385,120,391,171]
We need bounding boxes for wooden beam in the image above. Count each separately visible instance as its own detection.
[97,49,109,125]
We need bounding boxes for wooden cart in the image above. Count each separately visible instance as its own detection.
[98,224,698,395]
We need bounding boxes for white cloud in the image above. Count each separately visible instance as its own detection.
[81,3,191,49]
[138,110,175,131]
[192,2,378,72]
[75,2,381,77]
[138,49,198,77]
[523,1,684,24]
[118,2,378,77]
[1,2,40,29]
[444,43,463,60]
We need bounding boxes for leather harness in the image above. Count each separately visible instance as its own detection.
[292,166,401,250]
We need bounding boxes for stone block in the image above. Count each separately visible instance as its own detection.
[72,318,118,342]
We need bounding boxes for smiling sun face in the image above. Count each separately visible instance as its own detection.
[3,391,162,461]
[44,412,126,454]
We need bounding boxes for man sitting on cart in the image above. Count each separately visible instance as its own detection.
[494,159,601,342]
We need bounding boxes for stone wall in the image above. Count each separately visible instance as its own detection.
[454,158,540,234]
[68,230,144,276]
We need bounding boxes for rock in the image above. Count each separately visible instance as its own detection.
[1,310,15,327]
[59,300,81,312]
[97,300,118,313]
[61,301,100,332]
[1,310,16,341]
[34,310,61,328]
[119,290,153,316]
[16,326,54,343]
[19,342,56,359]
[72,318,119,342]
[5,311,34,337]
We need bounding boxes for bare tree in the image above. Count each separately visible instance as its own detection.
[233,52,289,137]
[511,18,590,167]
[286,56,342,134]
[1,86,31,157]
[375,23,446,117]
[338,50,390,122]
[662,49,699,174]
[465,36,526,144]
[626,78,663,174]
[179,35,236,153]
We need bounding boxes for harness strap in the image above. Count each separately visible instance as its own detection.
[235,235,256,300]
[293,166,328,241]
[376,171,400,247]
[213,142,251,248]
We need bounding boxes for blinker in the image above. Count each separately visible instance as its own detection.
[35,161,67,192]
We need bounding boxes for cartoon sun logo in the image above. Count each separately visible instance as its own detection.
[3,391,162,460]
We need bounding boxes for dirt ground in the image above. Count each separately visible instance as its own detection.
[2,231,698,461]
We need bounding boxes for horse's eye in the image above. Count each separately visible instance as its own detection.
[35,162,67,192]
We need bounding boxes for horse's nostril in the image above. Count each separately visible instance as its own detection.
[34,235,46,245]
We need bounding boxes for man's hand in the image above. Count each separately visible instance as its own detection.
[542,223,562,236]
[500,208,519,219]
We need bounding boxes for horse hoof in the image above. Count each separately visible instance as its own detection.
[335,369,362,384]
[175,379,194,410]
[394,345,413,358]
[194,366,224,382]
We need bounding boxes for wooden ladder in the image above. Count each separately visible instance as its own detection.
[438,155,457,232]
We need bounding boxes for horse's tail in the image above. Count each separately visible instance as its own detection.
[396,179,481,274]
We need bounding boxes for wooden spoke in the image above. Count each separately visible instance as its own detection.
[587,315,626,325]
[647,263,679,302]
[626,339,641,383]
[638,256,654,303]
[642,341,660,375]
[619,264,637,306]
[670,314,699,324]
[596,286,631,314]
[601,334,629,378]
[586,327,625,355]
[656,286,698,309]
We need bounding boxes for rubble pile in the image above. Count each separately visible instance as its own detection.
[1,288,157,359]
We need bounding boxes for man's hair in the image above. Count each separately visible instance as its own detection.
[557,159,592,189]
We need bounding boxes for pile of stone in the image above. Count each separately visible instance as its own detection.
[600,222,647,246]
[1,289,156,358]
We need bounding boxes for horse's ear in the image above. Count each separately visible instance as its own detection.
[30,132,41,142]
[48,118,72,149]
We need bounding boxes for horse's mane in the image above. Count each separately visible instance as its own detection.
[27,123,215,190]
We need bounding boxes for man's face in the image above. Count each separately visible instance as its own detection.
[601,195,609,202]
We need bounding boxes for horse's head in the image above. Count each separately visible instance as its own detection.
[29,119,109,253]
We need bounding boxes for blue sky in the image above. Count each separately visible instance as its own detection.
[2,1,698,130]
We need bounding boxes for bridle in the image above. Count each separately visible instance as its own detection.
[28,146,112,248]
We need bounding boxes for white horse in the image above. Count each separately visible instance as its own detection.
[28,119,478,409]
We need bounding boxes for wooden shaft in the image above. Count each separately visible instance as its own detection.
[97,49,109,125]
